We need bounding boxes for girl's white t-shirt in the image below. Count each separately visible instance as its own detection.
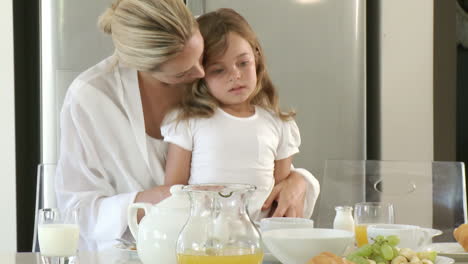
[161,106,301,220]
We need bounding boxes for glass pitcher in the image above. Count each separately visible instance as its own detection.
[176,184,263,264]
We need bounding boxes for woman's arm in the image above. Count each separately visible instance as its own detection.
[57,87,154,250]
[164,143,192,185]
[263,167,320,218]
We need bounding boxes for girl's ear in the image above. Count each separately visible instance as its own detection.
[255,47,260,55]
[254,47,261,64]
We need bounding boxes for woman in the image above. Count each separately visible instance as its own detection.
[55,0,320,251]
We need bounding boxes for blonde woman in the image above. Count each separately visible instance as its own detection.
[56,0,318,251]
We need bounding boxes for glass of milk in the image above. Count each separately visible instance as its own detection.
[37,208,79,264]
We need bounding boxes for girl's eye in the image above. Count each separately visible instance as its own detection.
[239,60,250,67]
[211,69,224,74]
[175,73,186,78]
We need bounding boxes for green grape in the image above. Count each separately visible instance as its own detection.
[346,254,358,261]
[387,235,400,247]
[417,251,437,262]
[356,244,373,257]
[375,235,385,243]
[372,244,381,255]
[355,256,370,264]
[372,254,386,264]
[347,255,369,264]
[392,247,399,258]
[377,262,386,264]
[381,244,394,260]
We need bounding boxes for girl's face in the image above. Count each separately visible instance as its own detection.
[150,30,205,85]
[204,32,257,109]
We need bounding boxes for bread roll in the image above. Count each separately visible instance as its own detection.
[453,223,468,251]
[307,252,354,264]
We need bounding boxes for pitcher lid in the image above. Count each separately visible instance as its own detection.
[156,185,190,209]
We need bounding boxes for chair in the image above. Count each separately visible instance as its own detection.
[315,160,467,242]
[32,163,58,252]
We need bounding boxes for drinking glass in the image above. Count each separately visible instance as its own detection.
[38,208,79,264]
[354,202,394,247]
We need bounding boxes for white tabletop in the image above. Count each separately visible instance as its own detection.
[2,250,141,264]
[2,250,280,264]
[5,251,462,264]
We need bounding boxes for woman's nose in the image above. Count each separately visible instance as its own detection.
[192,63,205,78]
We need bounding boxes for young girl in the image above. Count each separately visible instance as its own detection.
[161,8,301,220]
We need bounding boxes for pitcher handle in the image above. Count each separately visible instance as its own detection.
[128,203,153,241]
[415,228,432,249]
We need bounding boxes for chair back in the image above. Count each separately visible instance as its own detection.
[316,160,467,242]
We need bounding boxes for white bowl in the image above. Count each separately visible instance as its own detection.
[260,217,314,232]
[367,224,443,250]
[262,228,354,264]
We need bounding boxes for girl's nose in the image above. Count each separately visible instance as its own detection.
[229,67,241,82]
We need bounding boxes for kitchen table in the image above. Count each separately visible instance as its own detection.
[1,249,280,264]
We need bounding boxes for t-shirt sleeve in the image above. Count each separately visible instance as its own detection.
[160,110,193,151]
[276,119,301,160]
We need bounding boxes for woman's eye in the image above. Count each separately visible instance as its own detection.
[175,73,186,79]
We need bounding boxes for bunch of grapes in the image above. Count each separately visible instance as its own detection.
[346,235,401,264]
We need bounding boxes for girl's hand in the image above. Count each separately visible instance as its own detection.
[262,171,307,217]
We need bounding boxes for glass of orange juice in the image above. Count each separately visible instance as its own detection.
[354,202,394,247]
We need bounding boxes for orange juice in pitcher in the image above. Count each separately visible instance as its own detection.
[177,252,264,264]
[176,184,263,264]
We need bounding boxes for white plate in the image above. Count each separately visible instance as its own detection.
[114,243,137,252]
[421,243,468,261]
[263,254,453,264]
[437,256,456,264]
[113,243,139,260]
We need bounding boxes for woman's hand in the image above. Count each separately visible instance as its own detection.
[134,185,172,222]
[262,170,307,217]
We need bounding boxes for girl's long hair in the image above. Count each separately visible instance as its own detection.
[178,8,295,121]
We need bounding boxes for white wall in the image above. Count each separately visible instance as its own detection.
[0,0,17,252]
[378,0,434,161]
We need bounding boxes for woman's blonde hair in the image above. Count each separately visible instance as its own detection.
[179,8,295,121]
[98,0,197,72]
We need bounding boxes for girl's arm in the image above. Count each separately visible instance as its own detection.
[164,143,192,185]
[274,156,293,183]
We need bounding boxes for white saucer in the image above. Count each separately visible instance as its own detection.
[421,243,467,261]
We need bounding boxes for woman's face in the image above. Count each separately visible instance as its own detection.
[151,30,205,85]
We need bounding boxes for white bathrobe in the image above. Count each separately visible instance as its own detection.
[56,56,320,251]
